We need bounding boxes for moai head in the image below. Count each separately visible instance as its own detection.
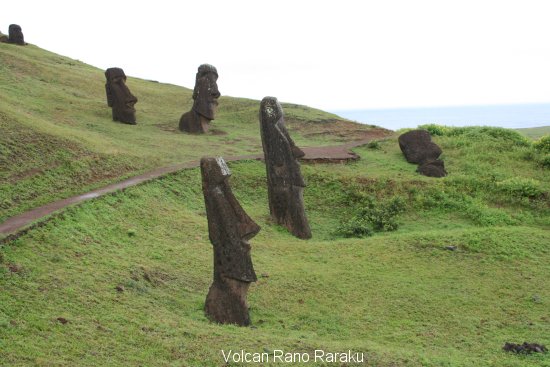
[201,157,259,282]
[8,24,24,45]
[105,67,138,124]
[192,64,220,120]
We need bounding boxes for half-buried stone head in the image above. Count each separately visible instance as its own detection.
[201,157,260,326]
[193,64,220,120]
[179,64,221,133]
[259,97,311,239]
[105,68,138,125]
[8,24,25,45]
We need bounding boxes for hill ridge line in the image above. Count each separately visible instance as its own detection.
[0,137,377,242]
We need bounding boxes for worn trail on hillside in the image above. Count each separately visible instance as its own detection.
[0,134,386,241]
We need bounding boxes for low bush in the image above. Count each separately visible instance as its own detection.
[533,134,550,153]
[338,196,405,237]
[496,177,544,198]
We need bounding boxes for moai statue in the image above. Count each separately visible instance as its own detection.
[179,64,220,133]
[259,97,312,239]
[201,157,260,326]
[8,24,25,45]
[398,129,447,177]
[105,68,138,125]
[0,32,8,43]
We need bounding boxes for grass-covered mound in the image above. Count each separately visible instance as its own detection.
[1,126,548,366]
[0,43,381,222]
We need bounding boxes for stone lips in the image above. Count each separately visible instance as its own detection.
[200,157,260,326]
[104,67,138,124]
[259,97,312,239]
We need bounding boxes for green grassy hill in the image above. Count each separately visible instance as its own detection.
[516,126,550,140]
[1,44,550,366]
[0,43,380,222]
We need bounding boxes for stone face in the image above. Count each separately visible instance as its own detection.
[179,64,220,133]
[105,68,138,125]
[398,129,447,177]
[259,97,312,239]
[201,157,260,326]
[8,24,24,45]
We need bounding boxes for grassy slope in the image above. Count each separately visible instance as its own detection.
[516,126,550,140]
[0,43,379,222]
[1,127,549,366]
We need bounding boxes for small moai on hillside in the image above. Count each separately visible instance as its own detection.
[179,64,220,133]
[104,68,138,125]
[7,24,25,45]
[259,96,312,239]
[201,157,260,326]
[398,129,447,177]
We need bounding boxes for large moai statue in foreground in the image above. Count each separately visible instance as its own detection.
[201,157,260,326]
[179,64,220,133]
[259,97,312,239]
[105,68,138,125]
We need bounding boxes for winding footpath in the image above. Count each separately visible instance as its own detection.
[0,136,383,241]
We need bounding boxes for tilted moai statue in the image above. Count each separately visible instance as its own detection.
[7,24,25,45]
[179,64,220,133]
[201,157,260,326]
[398,129,447,177]
[259,97,312,239]
[105,68,138,125]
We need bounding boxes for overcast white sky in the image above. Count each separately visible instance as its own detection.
[3,0,550,111]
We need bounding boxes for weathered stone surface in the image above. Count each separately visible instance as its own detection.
[417,159,447,177]
[201,157,260,326]
[398,130,442,164]
[7,24,25,45]
[503,342,547,354]
[0,32,8,43]
[259,97,312,239]
[398,129,447,177]
[179,64,220,133]
[105,68,138,124]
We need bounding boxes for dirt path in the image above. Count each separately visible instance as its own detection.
[0,133,388,241]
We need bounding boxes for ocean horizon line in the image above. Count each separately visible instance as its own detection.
[330,103,550,130]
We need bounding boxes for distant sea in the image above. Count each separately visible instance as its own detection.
[331,103,550,131]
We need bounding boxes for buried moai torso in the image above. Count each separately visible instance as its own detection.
[259,97,312,239]
[201,157,260,326]
[179,64,220,133]
[105,68,138,125]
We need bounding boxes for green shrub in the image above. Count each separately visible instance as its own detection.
[533,134,550,153]
[419,125,531,147]
[338,196,405,237]
[418,124,451,136]
[496,177,544,198]
[537,154,550,168]
[366,140,381,149]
